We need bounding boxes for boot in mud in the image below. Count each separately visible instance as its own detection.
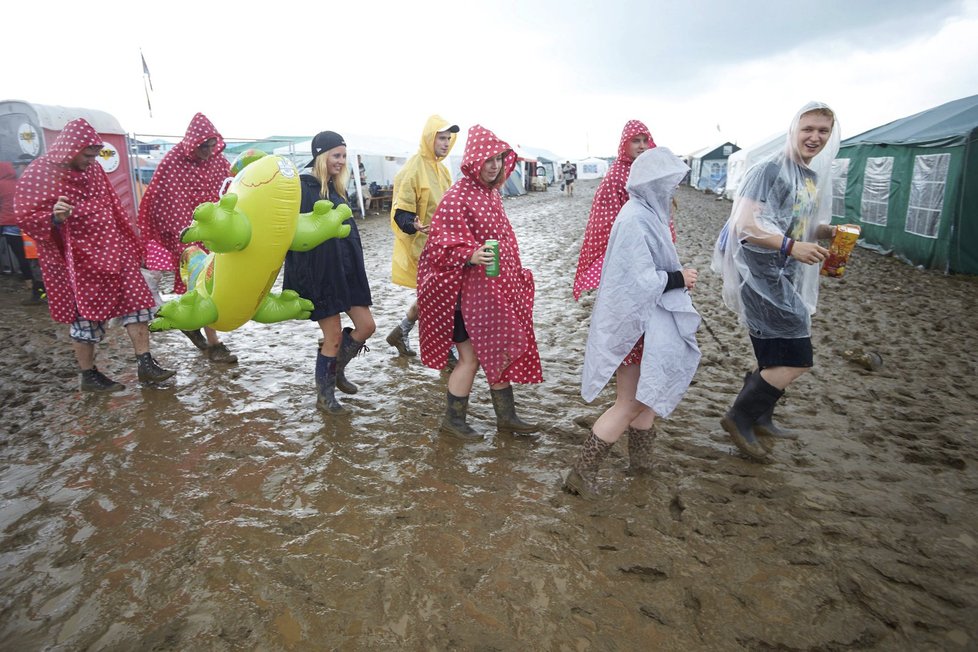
[336,327,366,395]
[80,367,125,393]
[745,371,796,446]
[563,430,614,499]
[316,353,348,415]
[440,392,482,441]
[137,353,176,384]
[386,318,417,357]
[206,342,238,364]
[490,386,539,435]
[182,329,208,351]
[720,371,779,461]
[626,425,657,474]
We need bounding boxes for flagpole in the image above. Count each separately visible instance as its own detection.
[140,48,153,118]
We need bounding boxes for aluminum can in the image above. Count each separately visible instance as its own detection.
[484,240,500,277]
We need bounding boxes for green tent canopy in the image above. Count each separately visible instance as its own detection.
[833,94,978,274]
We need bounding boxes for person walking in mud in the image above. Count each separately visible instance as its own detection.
[563,147,701,498]
[385,115,459,358]
[573,119,658,301]
[283,131,375,415]
[712,102,850,460]
[417,125,542,440]
[14,119,175,392]
[561,160,576,196]
[137,112,237,364]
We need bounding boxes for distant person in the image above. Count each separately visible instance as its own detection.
[561,160,577,196]
[386,115,459,358]
[14,119,174,391]
[283,131,375,414]
[137,112,237,363]
[712,101,846,460]
[564,147,701,498]
[417,125,541,439]
[573,120,656,301]
[1,155,45,304]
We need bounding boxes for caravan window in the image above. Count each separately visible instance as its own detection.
[859,156,893,226]
[905,153,950,239]
[582,163,598,174]
[831,158,849,220]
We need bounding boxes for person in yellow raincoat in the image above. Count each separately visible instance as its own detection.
[385,115,459,356]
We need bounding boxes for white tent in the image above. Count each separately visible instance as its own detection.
[723,132,785,199]
[575,157,609,180]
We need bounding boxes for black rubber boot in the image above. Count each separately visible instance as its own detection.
[335,327,366,395]
[137,353,176,383]
[744,372,796,443]
[315,353,348,414]
[720,371,781,460]
[440,392,482,440]
[182,329,208,351]
[80,367,125,393]
[563,430,615,499]
[627,425,657,474]
[490,385,539,434]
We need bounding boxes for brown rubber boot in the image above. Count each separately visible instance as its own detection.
[490,385,539,435]
[440,392,482,441]
[206,342,238,364]
[562,430,614,499]
[385,319,417,357]
[626,425,657,474]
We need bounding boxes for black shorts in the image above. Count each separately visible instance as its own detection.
[452,310,469,343]
[565,179,574,186]
[749,336,813,369]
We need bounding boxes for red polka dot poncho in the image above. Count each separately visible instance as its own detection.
[14,119,153,323]
[416,125,543,385]
[572,120,660,300]
[138,112,229,293]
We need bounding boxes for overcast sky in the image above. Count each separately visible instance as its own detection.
[5,0,977,158]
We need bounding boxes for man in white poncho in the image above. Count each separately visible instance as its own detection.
[712,101,850,460]
[564,147,701,498]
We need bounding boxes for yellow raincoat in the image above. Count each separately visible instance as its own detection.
[389,114,457,288]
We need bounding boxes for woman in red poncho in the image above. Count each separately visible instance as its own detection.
[14,118,174,392]
[417,125,541,440]
[137,112,236,363]
[572,120,659,301]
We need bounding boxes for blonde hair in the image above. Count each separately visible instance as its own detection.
[801,107,835,126]
[312,149,350,201]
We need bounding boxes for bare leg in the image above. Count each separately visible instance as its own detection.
[447,339,479,397]
[760,366,809,391]
[124,322,151,356]
[72,340,96,370]
[318,314,343,356]
[406,300,418,322]
[203,326,223,347]
[592,364,655,444]
[345,305,376,343]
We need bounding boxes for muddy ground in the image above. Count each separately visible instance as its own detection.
[0,179,976,651]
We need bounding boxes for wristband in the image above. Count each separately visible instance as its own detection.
[785,238,794,256]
